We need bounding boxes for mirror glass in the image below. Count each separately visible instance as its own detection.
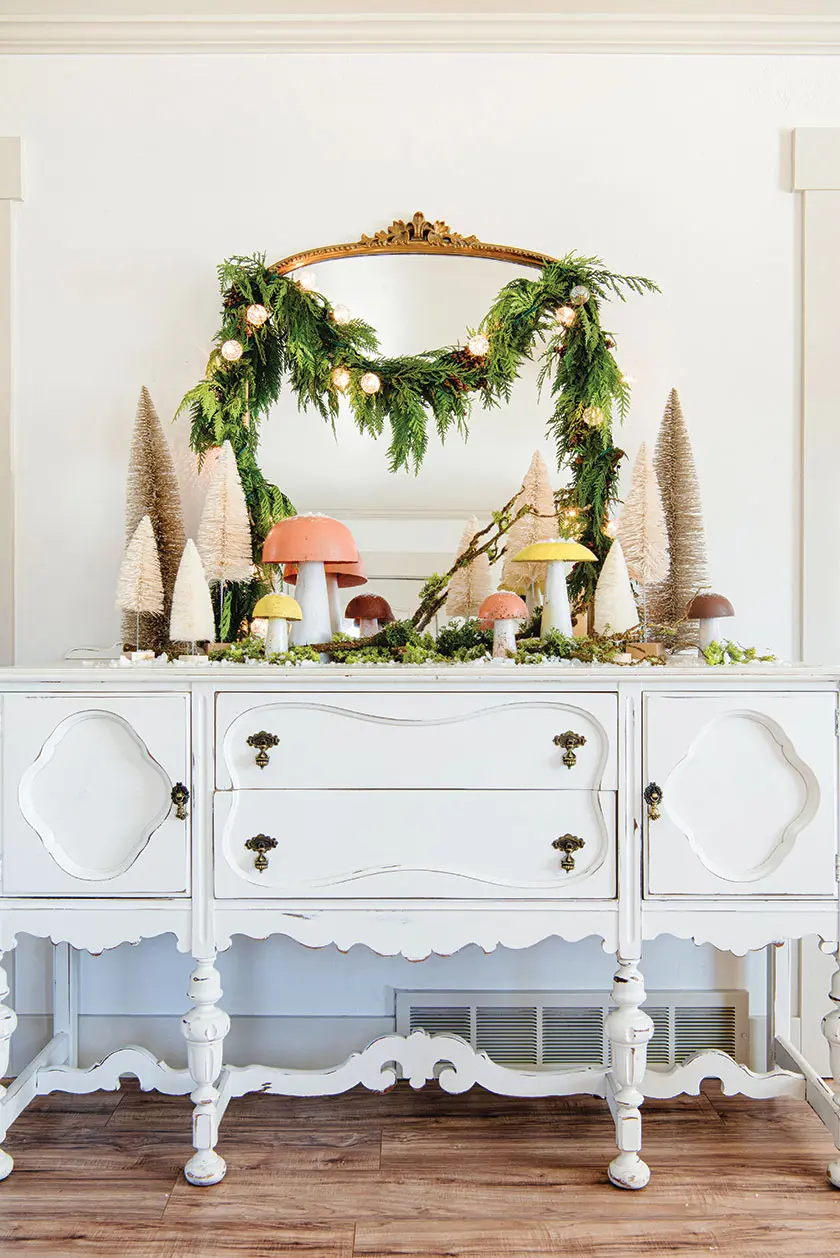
[258,255,564,516]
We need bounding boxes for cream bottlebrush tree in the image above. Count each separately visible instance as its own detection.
[196,440,253,637]
[617,442,669,638]
[500,450,558,603]
[170,539,216,652]
[115,515,164,652]
[445,516,493,618]
[593,538,639,636]
[649,388,709,643]
[123,386,187,652]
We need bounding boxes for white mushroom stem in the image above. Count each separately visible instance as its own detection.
[290,561,332,646]
[540,559,573,638]
[359,617,379,638]
[326,574,342,635]
[698,618,725,651]
[265,618,289,655]
[492,619,518,659]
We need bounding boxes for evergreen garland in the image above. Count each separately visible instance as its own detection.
[178,252,657,613]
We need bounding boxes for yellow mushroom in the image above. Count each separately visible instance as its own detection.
[253,593,303,655]
[512,540,596,639]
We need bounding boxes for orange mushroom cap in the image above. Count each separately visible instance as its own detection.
[262,514,359,565]
[479,592,529,623]
[345,594,395,624]
[283,557,367,589]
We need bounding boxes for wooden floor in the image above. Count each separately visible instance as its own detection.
[0,1081,837,1256]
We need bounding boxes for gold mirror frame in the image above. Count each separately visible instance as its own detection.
[272,211,555,275]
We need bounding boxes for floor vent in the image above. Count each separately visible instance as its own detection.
[397,990,748,1069]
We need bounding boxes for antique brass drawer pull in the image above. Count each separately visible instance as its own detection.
[553,731,586,769]
[246,731,279,770]
[552,833,585,872]
[644,782,663,822]
[170,783,190,821]
[245,834,278,873]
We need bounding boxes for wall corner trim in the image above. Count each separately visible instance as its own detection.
[0,139,23,203]
[794,129,840,191]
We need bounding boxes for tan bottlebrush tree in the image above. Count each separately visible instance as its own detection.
[445,516,493,618]
[499,450,558,600]
[115,515,164,651]
[649,388,709,644]
[123,386,187,652]
[593,538,639,636]
[170,539,216,651]
[196,440,253,632]
[617,442,669,637]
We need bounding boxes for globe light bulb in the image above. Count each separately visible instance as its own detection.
[245,303,269,327]
[570,285,591,306]
[582,406,604,427]
[360,372,381,395]
[296,270,318,292]
[220,339,243,362]
[332,366,351,392]
[467,333,489,356]
[332,304,352,326]
[555,306,576,328]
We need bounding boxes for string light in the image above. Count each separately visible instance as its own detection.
[246,304,269,327]
[570,285,591,306]
[605,518,619,538]
[467,333,489,356]
[220,340,243,362]
[360,372,381,395]
[296,270,318,292]
[620,374,636,386]
[332,304,352,326]
[332,366,351,392]
[582,406,604,427]
[555,306,576,328]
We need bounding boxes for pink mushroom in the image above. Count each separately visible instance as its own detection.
[479,592,529,659]
[262,515,358,645]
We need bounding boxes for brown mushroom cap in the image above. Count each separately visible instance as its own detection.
[283,558,367,589]
[686,592,735,620]
[479,592,529,622]
[345,594,394,624]
[262,514,358,565]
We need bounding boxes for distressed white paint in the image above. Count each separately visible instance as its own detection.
[0,663,836,1188]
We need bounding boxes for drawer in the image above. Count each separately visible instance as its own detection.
[214,788,616,900]
[1,693,190,897]
[644,691,838,898]
[216,692,617,791]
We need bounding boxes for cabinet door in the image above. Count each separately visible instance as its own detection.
[215,788,616,900]
[644,692,837,897]
[217,692,618,792]
[1,694,190,897]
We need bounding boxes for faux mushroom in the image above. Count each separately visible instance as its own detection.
[345,594,395,638]
[512,540,597,639]
[284,557,367,635]
[479,592,529,659]
[262,514,359,645]
[685,592,735,653]
[252,593,302,655]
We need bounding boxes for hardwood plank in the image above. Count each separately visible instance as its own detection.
[0,1220,355,1256]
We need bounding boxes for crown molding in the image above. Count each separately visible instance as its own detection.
[3,13,840,55]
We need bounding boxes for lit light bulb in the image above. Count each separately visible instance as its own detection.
[605,518,619,538]
[467,333,489,356]
[570,284,591,306]
[555,306,576,328]
[220,339,244,362]
[582,406,604,427]
[620,374,636,386]
[360,371,381,395]
[296,270,318,292]
[332,304,352,325]
[245,303,269,327]
[332,366,351,392]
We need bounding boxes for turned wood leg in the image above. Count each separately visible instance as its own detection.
[0,955,18,1180]
[821,948,840,1188]
[181,956,230,1187]
[605,957,654,1190]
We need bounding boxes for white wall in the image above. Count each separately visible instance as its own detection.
[1,49,838,1063]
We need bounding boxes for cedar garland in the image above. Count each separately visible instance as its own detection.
[178,252,657,615]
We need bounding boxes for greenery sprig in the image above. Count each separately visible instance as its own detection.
[177,251,657,615]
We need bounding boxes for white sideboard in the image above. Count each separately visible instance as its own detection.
[0,663,838,1191]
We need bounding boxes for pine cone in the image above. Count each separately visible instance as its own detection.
[223,286,243,309]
